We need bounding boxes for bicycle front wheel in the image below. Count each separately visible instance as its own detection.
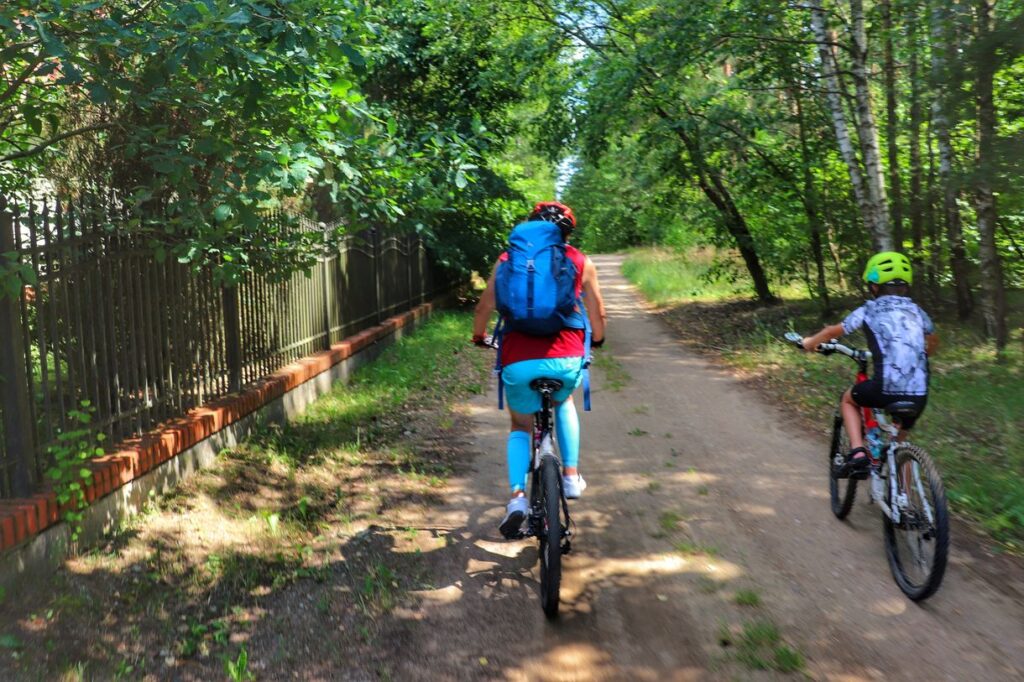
[883,443,950,601]
[538,454,562,619]
[829,413,858,519]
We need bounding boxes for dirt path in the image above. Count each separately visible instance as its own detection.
[381,254,1024,681]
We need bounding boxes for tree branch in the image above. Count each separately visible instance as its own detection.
[0,122,112,163]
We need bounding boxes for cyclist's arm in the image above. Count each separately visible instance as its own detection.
[473,262,499,339]
[581,257,607,342]
[802,323,845,351]
[925,333,939,356]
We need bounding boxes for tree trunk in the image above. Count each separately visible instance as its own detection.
[908,8,925,259]
[882,0,905,249]
[930,0,974,318]
[925,118,942,304]
[973,0,1008,348]
[848,0,893,250]
[675,131,776,303]
[811,5,891,251]
[794,90,831,311]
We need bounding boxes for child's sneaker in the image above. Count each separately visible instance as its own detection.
[562,474,587,499]
[499,495,529,539]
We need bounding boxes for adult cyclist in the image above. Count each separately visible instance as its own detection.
[472,201,607,539]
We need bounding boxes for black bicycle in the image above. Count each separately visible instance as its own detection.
[477,336,573,618]
[510,377,573,619]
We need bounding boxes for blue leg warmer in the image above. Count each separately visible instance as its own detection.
[555,400,580,470]
[507,431,531,492]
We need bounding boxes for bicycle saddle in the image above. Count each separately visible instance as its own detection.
[530,378,564,394]
[884,401,921,420]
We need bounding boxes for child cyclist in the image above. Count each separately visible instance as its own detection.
[472,201,607,538]
[800,252,938,475]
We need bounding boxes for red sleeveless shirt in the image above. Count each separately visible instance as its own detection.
[498,245,586,365]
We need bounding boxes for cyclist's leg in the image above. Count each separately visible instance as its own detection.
[507,411,533,495]
[840,387,866,452]
[554,396,580,476]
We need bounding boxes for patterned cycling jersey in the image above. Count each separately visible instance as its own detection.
[842,296,935,396]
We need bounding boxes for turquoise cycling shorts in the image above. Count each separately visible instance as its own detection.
[501,357,584,414]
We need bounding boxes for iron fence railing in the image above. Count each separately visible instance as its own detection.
[0,195,455,499]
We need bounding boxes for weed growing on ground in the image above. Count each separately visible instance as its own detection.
[223,646,253,681]
[674,540,719,557]
[593,350,631,391]
[717,620,806,674]
[659,511,683,533]
[734,589,762,607]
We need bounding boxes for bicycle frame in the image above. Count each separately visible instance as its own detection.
[823,340,933,528]
[516,384,572,547]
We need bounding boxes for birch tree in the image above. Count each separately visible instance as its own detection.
[809,2,892,251]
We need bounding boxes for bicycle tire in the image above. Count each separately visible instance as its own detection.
[538,454,562,619]
[829,413,858,519]
[883,443,949,601]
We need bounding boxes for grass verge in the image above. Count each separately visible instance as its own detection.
[624,247,1024,551]
[0,311,492,680]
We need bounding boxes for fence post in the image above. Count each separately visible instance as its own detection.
[0,199,36,497]
[321,249,333,351]
[372,227,383,324]
[222,284,242,392]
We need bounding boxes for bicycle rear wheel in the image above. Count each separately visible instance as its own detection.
[538,454,562,619]
[883,443,949,601]
[828,413,858,519]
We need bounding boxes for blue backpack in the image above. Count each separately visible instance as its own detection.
[492,220,592,411]
[494,220,580,335]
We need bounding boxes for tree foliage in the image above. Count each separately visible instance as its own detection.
[0,0,561,281]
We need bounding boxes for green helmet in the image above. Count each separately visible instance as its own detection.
[863,251,913,286]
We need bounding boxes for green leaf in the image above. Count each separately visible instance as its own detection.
[214,204,233,222]
[330,79,353,98]
[85,82,112,104]
[0,634,22,650]
[224,10,252,25]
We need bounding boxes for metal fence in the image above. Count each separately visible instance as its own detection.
[0,195,454,499]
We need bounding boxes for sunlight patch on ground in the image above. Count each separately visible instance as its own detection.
[732,503,777,517]
[867,597,908,617]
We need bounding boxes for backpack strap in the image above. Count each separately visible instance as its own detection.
[579,297,592,412]
[491,317,505,410]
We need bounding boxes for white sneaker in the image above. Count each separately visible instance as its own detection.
[562,474,587,499]
[499,495,529,539]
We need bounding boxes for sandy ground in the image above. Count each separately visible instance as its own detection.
[376,254,1024,681]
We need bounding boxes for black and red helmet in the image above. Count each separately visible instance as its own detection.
[529,200,576,234]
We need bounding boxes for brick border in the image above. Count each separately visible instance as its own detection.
[0,302,438,555]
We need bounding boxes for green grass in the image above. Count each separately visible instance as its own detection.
[659,510,684,533]
[624,247,1024,551]
[734,589,762,607]
[621,247,805,306]
[593,349,631,390]
[674,540,719,557]
[721,620,806,674]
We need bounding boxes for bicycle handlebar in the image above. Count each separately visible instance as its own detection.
[782,331,871,362]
